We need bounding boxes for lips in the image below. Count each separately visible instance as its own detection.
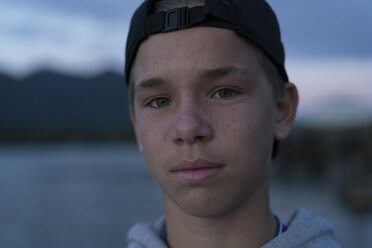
[171,158,224,183]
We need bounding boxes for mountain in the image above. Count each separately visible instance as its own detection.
[0,70,133,142]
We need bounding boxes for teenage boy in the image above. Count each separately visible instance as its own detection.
[125,0,341,247]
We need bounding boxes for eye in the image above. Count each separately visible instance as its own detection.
[212,88,239,99]
[146,97,171,108]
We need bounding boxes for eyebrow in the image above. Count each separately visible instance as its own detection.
[135,77,169,93]
[134,66,257,93]
[199,66,257,81]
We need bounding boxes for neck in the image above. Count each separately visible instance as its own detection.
[164,173,276,248]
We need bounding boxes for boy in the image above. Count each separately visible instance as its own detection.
[125,0,341,247]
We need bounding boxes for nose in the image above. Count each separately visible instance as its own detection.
[171,103,214,145]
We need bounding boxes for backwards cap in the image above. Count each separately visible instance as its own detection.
[125,0,288,84]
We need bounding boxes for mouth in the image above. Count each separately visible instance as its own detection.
[170,158,224,183]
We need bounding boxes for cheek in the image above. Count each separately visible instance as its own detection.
[136,117,172,183]
[137,114,172,157]
[218,106,240,134]
[217,101,275,137]
[215,100,276,162]
[227,104,274,185]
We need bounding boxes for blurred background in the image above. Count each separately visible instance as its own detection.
[0,0,371,247]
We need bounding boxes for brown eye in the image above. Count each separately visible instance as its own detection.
[213,88,239,99]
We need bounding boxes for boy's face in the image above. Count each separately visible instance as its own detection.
[130,27,293,217]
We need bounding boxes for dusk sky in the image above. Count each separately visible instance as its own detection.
[1,0,371,125]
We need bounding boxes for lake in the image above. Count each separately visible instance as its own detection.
[0,142,371,247]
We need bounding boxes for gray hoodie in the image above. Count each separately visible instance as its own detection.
[127,208,341,248]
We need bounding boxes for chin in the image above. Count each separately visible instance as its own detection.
[164,167,271,218]
[167,186,244,218]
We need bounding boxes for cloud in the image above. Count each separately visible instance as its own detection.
[267,0,372,58]
[1,0,142,23]
[288,58,372,125]
[1,0,371,76]
[0,2,132,76]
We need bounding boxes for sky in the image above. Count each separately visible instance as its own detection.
[0,0,371,125]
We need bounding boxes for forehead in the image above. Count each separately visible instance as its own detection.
[130,27,265,87]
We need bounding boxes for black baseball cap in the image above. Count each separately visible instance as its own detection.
[125,0,288,84]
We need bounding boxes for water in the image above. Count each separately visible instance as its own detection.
[0,142,371,247]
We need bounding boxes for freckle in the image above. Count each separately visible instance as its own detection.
[222,124,229,133]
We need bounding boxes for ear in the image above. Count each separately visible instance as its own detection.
[274,82,299,140]
[130,106,143,153]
